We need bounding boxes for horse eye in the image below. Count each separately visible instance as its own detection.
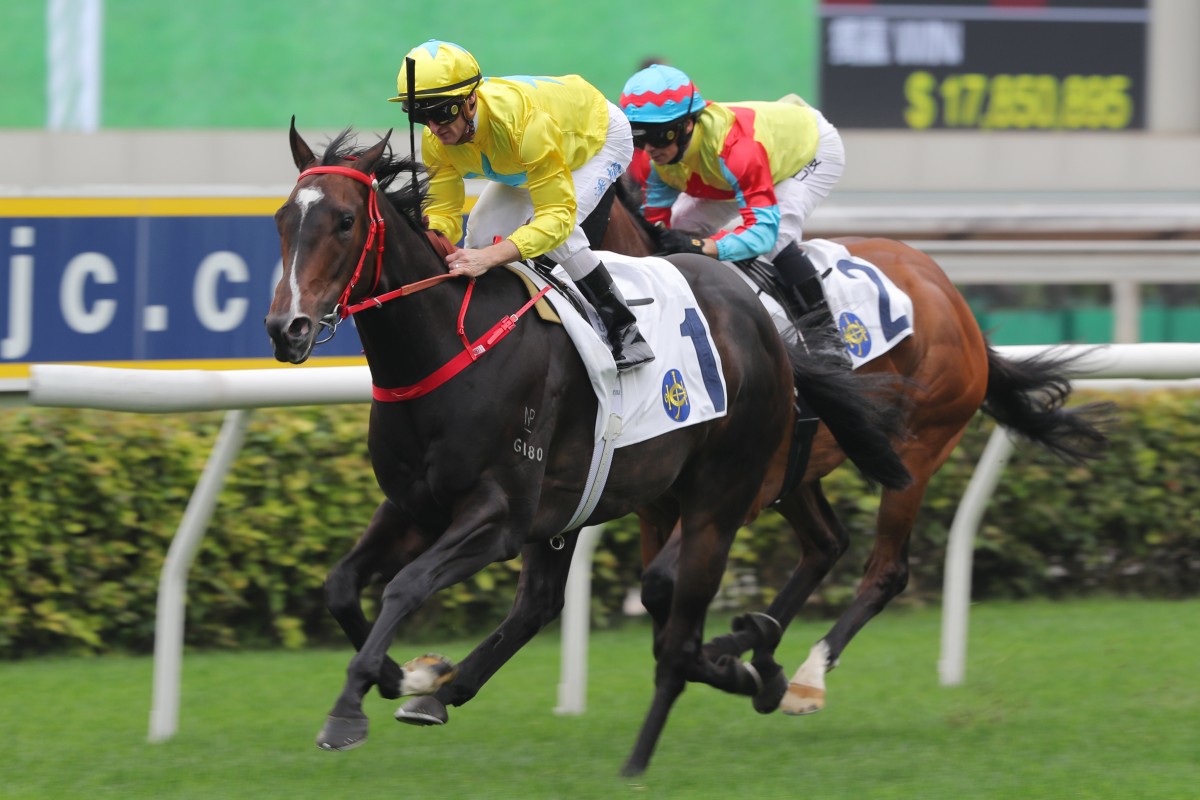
[339,214,355,232]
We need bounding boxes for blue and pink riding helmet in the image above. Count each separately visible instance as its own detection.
[619,65,705,126]
[619,65,705,161]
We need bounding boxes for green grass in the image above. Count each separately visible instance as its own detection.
[2,1,819,130]
[4,599,1198,799]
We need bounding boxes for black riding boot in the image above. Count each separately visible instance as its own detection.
[773,241,834,330]
[576,263,655,371]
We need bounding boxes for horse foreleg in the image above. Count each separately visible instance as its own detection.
[317,500,519,752]
[325,500,437,700]
[780,475,929,716]
[396,536,578,725]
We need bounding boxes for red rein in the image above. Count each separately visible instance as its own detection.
[294,165,551,401]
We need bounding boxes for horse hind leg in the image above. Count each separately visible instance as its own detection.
[780,472,931,716]
[703,482,847,659]
[623,508,743,777]
[642,536,788,713]
[692,482,847,713]
[638,523,681,658]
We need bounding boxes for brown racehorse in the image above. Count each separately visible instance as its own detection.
[600,178,1111,716]
[265,123,915,776]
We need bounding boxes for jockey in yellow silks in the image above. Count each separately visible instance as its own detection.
[391,39,652,371]
[619,64,845,322]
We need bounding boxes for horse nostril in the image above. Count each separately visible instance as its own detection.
[287,317,311,340]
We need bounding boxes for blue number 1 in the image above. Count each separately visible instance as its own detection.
[679,307,726,412]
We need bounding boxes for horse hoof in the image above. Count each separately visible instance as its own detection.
[395,695,449,726]
[399,653,457,696]
[751,664,788,715]
[316,714,369,750]
[779,682,826,716]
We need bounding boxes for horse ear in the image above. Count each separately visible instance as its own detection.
[289,116,317,172]
[356,129,393,174]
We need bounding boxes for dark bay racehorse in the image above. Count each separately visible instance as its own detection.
[599,179,1112,715]
[265,122,912,776]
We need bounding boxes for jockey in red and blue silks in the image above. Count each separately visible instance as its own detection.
[619,65,846,320]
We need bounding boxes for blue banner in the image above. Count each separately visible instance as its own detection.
[1,199,369,377]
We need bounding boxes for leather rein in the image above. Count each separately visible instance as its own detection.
[294,165,551,401]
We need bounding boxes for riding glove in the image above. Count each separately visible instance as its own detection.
[656,228,707,256]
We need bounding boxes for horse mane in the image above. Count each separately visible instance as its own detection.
[319,128,430,229]
[614,174,663,250]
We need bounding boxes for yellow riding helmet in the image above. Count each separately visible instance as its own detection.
[388,39,482,103]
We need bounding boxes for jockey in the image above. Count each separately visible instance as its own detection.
[618,64,845,323]
[391,39,653,371]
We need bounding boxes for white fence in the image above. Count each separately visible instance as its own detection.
[11,342,1199,741]
[907,240,1200,344]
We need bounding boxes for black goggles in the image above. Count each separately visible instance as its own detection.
[632,121,686,149]
[403,97,464,126]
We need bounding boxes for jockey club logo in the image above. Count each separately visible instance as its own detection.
[839,311,871,359]
[661,368,691,422]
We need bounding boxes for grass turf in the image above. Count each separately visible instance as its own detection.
[3,598,1197,799]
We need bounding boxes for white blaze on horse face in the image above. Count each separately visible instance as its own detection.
[285,186,325,319]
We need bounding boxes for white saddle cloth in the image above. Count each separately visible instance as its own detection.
[724,240,914,369]
[511,253,729,531]
[514,252,729,448]
[801,239,915,368]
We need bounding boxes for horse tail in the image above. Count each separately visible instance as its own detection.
[982,344,1113,463]
[786,320,913,491]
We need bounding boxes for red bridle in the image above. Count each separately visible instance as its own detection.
[291,164,551,402]
[296,165,397,319]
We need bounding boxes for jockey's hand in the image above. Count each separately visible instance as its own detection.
[656,228,708,257]
[445,247,490,278]
[445,238,521,278]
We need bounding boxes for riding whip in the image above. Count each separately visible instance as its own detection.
[405,56,421,227]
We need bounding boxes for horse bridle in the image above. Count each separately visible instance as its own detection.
[295,165,454,343]
[292,164,551,400]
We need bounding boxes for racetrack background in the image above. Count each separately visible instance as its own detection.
[2,7,1198,794]
[3,1,1198,372]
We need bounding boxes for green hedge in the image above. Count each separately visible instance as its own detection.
[1,389,1197,658]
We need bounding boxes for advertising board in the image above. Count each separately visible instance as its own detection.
[818,0,1149,130]
[1,198,366,379]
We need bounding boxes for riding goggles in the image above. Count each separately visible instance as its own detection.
[403,97,465,126]
[632,120,687,149]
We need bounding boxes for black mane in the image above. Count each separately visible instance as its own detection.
[319,128,429,228]
[614,173,663,247]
